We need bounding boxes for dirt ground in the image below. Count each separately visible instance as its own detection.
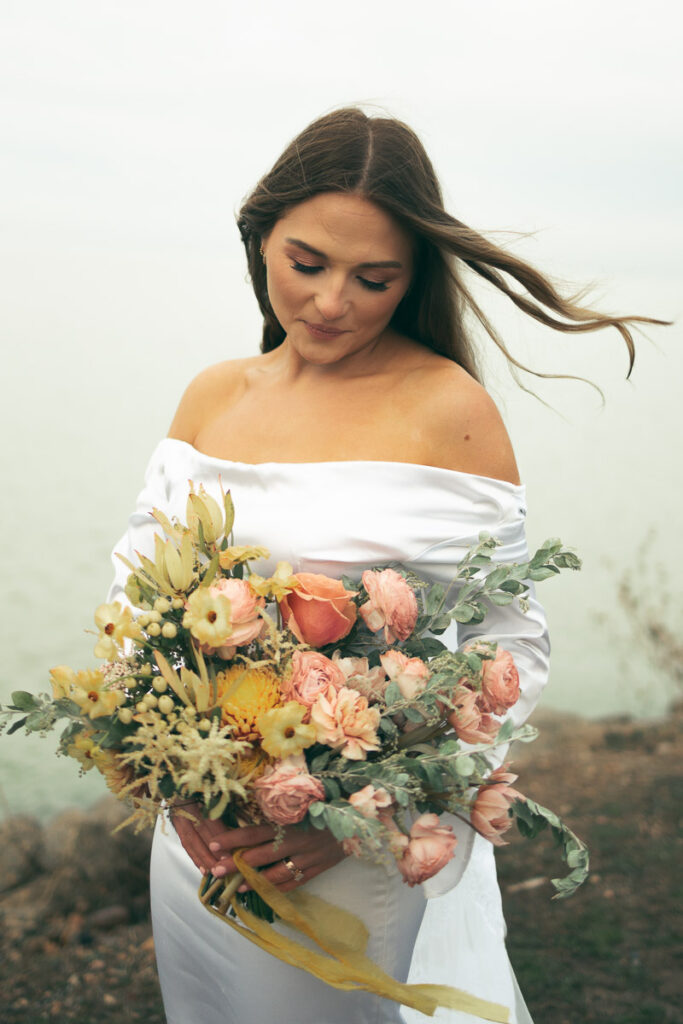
[1,705,680,1024]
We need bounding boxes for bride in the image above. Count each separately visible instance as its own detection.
[107,108,653,1023]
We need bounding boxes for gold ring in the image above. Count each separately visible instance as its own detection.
[283,857,305,883]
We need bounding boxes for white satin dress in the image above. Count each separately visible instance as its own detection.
[108,438,549,1024]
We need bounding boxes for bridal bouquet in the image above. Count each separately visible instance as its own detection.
[1,483,587,1021]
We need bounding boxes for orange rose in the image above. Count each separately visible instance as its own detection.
[397,813,457,886]
[279,573,357,647]
[252,755,325,826]
[281,650,346,713]
[471,766,525,846]
[480,647,520,715]
[359,568,418,643]
[380,649,430,699]
[447,686,500,744]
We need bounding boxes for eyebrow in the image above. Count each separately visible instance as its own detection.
[284,237,403,269]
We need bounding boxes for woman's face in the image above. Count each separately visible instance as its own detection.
[261,193,414,369]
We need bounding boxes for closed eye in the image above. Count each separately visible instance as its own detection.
[290,260,388,292]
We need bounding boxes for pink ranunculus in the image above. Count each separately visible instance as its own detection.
[207,578,266,657]
[359,568,418,644]
[310,685,381,761]
[397,813,457,886]
[348,784,393,819]
[470,767,525,847]
[251,755,325,826]
[480,647,520,716]
[447,686,501,745]
[279,573,357,648]
[281,650,346,714]
[380,649,430,699]
[331,651,388,703]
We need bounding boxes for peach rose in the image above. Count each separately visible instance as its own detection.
[281,650,346,713]
[447,686,501,745]
[380,649,430,699]
[470,766,524,846]
[480,647,520,716]
[348,784,393,819]
[397,813,457,886]
[331,652,388,703]
[279,573,357,647]
[310,685,381,760]
[252,755,325,826]
[205,578,266,657]
[359,568,418,644]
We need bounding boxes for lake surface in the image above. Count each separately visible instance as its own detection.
[1,241,679,819]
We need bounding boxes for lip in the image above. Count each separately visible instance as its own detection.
[302,321,348,340]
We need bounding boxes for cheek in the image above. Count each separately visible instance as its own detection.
[266,265,307,316]
[361,288,408,326]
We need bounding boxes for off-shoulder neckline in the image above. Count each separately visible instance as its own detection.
[157,438,526,493]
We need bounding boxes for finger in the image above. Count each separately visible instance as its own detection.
[260,845,346,893]
[171,812,216,874]
[208,823,277,854]
[217,829,316,874]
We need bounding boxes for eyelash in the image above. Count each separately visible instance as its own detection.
[289,260,389,292]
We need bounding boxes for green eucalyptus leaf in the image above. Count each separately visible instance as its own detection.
[528,566,560,582]
[323,778,341,801]
[489,592,514,606]
[452,603,477,623]
[495,718,515,744]
[500,580,525,594]
[10,691,40,712]
[483,566,509,589]
[425,585,446,615]
[384,681,401,705]
[455,754,475,775]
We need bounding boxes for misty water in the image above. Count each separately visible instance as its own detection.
[1,241,678,819]
[1,2,680,818]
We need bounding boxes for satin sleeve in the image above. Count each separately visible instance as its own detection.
[406,481,550,897]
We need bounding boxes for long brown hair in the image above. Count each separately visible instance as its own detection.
[237,107,665,383]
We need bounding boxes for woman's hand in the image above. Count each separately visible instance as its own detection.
[209,821,346,893]
[170,803,346,892]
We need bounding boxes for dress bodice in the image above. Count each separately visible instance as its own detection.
[108,437,550,896]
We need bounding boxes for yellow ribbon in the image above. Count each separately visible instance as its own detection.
[199,851,509,1021]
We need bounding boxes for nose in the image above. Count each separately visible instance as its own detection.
[314,275,349,322]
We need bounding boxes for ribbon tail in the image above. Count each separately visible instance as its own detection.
[196,851,509,1021]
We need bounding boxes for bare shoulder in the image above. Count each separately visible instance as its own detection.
[167,357,255,444]
[410,358,521,485]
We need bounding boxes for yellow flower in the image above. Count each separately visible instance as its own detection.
[96,749,135,796]
[216,665,281,742]
[257,701,317,759]
[50,666,125,718]
[66,731,100,771]
[155,532,196,592]
[236,748,271,783]
[218,545,271,571]
[182,588,233,647]
[187,484,225,545]
[70,669,126,719]
[50,665,78,699]
[249,561,301,601]
[93,602,142,659]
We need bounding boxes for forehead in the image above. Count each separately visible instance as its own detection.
[274,193,413,263]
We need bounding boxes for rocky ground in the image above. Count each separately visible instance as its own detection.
[1,705,681,1024]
